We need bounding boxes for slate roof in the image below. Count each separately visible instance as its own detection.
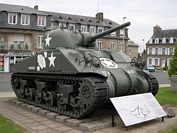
[43,11,119,27]
[0,3,48,15]
[151,29,177,39]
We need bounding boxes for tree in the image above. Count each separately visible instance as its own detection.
[168,42,177,78]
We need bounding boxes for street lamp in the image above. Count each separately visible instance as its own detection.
[122,17,127,52]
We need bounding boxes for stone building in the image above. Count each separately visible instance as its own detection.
[0,3,131,72]
[146,25,177,68]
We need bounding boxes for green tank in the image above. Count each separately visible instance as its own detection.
[10,22,159,119]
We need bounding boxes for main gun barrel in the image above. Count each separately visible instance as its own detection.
[91,22,131,41]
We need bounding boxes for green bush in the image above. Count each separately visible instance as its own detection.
[168,42,177,77]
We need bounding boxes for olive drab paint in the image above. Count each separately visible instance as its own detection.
[10,22,159,119]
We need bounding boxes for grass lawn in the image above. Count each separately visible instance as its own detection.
[0,114,30,133]
[155,87,177,133]
[155,87,177,106]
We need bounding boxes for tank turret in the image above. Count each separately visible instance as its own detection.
[44,22,130,49]
[10,21,159,119]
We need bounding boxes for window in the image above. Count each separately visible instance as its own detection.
[51,22,54,26]
[169,48,173,55]
[155,38,159,44]
[59,23,66,28]
[110,42,115,51]
[81,25,87,32]
[170,37,174,43]
[98,27,103,33]
[37,35,44,48]
[21,14,30,25]
[162,48,166,54]
[155,48,158,54]
[149,48,152,54]
[8,13,17,24]
[69,24,75,29]
[149,58,152,65]
[38,16,46,26]
[97,41,102,50]
[155,59,159,66]
[110,32,116,36]
[162,37,166,43]
[90,26,95,34]
[120,29,124,37]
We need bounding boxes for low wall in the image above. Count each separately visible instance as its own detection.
[171,75,177,92]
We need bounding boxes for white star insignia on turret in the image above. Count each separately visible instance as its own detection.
[45,34,52,46]
[48,52,56,67]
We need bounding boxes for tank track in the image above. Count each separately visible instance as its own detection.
[146,74,159,96]
[11,73,108,119]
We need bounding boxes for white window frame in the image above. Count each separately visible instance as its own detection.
[170,37,174,43]
[69,24,75,29]
[90,26,95,34]
[38,16,46,26]
[37,35,44,48]
[120,29,124,37]
[162,37,166,43]
[97,41,102,50]
[110,42,115,51]
[148,58,152,65]
[110,32,116,36]
[21,14,30,25]
[155,58,159,66]
[59,23,66,28]
[155,38,159,44]
[98,27,103,33]
[8,13,17,24]
[155,48,158,54]
[162,47,166,55]
[149,48,152,54]
[81,25,87,32]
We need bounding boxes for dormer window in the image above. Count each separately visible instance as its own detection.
[68,17,72,20]
[90,26,95,34]
[120,29,124,37]
[162,37,166,43]
[155,38,159,44]
[69,24,75,29]
[38,16,46,26]
[88,19,92,22]
[80,18,84,21]
[21,14,30,25]
[58,16,63,19]
[110,32,116,36]
[98,27,103,33]
[8,13,17,24]
[95,20,99,23]
[81,25,87,32]
[170,37,174,43]
[108,21,112,25]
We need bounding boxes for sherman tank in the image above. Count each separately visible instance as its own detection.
[10,22,159,119]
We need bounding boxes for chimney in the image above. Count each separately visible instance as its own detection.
[153,25,161,34]
[34,5,38,10]
[96,12,103,22]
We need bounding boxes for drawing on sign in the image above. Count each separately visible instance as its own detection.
[121,104,151,121]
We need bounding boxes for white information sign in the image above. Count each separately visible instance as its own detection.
[110,93,167,127]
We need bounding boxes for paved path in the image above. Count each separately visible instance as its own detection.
[0,99,177,133]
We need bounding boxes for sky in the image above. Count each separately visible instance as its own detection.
[1,0,177,52]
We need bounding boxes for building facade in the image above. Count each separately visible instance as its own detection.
[146,25,177,68]
[0,3,131,72]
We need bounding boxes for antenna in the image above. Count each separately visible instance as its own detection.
[35,0,37,5]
